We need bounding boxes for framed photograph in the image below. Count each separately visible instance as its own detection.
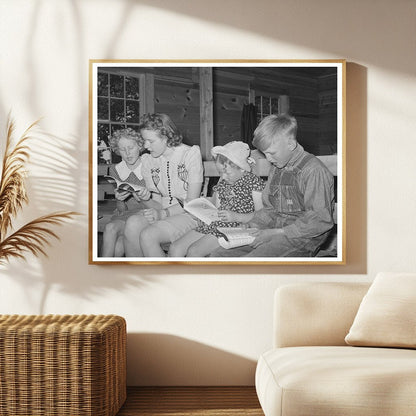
[89,60,345,265]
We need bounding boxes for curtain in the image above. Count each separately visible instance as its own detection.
[240,103,257,147]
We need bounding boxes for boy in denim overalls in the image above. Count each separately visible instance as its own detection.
[211,114,335,258]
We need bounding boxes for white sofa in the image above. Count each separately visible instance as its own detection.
[255,281,416,416]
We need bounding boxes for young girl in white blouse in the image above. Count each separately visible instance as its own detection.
[101,128,156,257]
[123,113,203,257]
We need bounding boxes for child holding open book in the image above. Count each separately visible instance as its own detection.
[169,141,265,257]
[101,128,157,257]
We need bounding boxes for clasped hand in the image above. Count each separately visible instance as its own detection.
[114,189,130,201]
[132,187,151,201]
[115,186,150,202]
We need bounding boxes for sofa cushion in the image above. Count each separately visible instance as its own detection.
[345,272,416,348]
[256,346,416,416]
[274,282,370,348]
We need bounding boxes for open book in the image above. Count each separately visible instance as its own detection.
[103,175,145,194]
[183,197,220,225]
[217,227,256,249]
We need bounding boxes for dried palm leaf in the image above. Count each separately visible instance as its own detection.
[0,115,80,264]
[0,212,79,265]
[0,117,37,239]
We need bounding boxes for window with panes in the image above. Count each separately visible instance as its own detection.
[97,71,142,165]
[254,95,280,125]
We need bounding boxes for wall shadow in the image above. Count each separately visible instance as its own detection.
[0,120,157,313]
[133,0,413,77]
[127,333,257,386]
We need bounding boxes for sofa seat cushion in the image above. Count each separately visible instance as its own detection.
[256,346,416,416]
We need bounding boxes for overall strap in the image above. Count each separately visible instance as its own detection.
[279,152,314,186]
[291,152,314,174]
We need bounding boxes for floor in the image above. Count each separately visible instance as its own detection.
[116,386,264,416]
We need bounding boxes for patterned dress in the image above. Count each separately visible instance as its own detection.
[196,172,265,238]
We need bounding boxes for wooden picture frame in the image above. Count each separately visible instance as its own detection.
[89,60,345,265]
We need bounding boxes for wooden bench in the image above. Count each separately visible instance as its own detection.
[96,154,338,256]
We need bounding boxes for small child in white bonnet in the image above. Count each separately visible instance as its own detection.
[169,141,265,257]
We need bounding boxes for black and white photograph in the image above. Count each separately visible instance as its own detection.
[89,60,345,264]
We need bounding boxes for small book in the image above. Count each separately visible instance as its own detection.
[183,197,220,225]
[217,227,256,249]
[103,175,145,194]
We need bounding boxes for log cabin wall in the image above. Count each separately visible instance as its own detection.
[97,66,338,163]
[213,67,322,155]
[212,69,250,146]
[98,66,202,147]
[211,67,337,156]
[153,67,338,156]
[153,68,201,147]
[219,67,320,154]
[318,73,338,155]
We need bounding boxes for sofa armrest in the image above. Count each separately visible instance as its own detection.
[273,282,370,348]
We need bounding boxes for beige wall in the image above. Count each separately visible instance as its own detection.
[0,0,415,385]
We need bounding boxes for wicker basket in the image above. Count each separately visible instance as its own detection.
[0,314,126,416]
